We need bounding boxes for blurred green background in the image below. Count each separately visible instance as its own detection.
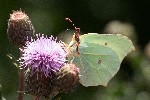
[0,0,150,100]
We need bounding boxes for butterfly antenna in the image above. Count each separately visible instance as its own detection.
[65,18,80,33]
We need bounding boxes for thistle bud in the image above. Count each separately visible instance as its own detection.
[54,63,80,93]
[7,10,35,47]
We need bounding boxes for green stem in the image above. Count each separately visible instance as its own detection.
[18,69,24,100]
[18,50,24,100]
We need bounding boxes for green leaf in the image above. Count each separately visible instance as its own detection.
[73,33,135,87]
[6,54,19,68]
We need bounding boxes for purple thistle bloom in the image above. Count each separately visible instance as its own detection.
[19,34,67,77]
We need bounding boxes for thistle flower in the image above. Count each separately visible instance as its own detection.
[7,9,34,47]
[20,34,67,77]
[19,34,67,97]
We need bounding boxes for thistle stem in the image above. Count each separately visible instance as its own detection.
[18,50,24,100]
[18,69,24,100]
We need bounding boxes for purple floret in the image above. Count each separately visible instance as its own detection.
[19,34,67,77]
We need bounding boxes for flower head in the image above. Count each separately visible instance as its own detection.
[19,34,67,77]
[7,9,34,47]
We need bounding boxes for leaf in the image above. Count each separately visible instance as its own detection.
[73,33,135,87]
[6,54,19,68]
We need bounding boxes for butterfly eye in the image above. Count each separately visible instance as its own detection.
[75,34,80,42]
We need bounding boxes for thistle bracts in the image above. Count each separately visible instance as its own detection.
[54,63,80,93]
[25,71,55,98]
[7,10,34,47]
